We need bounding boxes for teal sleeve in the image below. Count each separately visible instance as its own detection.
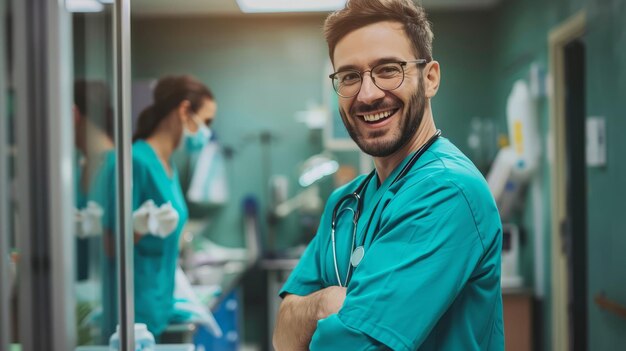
[310,314,385,350]
[278,231,324,298]
[313,177,486,351]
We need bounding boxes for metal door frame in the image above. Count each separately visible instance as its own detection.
[113,0,136,349]
[548,11,587,351]
[0,0,11,348]
[11,0,75,349]
[7,0,134,349]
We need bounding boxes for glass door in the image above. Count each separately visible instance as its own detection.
[1,0,134,350]
[72,3,120,346]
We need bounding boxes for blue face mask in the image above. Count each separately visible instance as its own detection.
[182,116,212,152]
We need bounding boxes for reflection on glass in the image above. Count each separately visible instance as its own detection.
[72,79,117,345]
[72,7,118,345]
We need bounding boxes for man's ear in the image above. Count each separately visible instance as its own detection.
[423,60,440,98]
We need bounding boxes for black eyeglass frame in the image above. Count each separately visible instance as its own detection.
[329,59,429,98]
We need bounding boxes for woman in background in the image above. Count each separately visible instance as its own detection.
[130,74,216,337]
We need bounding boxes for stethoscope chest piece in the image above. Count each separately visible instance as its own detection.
[350,246,365,267]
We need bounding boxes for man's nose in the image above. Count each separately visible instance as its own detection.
[356,74,385,104]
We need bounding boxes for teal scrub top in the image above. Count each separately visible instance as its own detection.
[280,138,504,351]
[75,149,116,282]
[131,140,189,336]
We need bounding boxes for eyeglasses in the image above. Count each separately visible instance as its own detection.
[329,59,428,98]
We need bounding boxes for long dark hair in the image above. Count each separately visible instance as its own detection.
[133,75,214,142]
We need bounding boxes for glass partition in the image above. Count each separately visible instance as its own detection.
[1,1,133,349]
[72,5,120,345]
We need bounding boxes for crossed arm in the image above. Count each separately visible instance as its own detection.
[272,286,347,351]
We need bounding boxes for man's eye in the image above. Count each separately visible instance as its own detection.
[340,72,361,85]
[375,65,402,78]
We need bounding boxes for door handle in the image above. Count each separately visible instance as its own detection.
[594,292,626,319]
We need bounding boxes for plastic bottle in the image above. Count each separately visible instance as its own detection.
[506,80,540,177]
[109,323,156,351]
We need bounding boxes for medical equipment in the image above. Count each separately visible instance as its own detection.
[109,323,156,351]
[501,224,523,288]
[173,266,223,337]
[187,140,229,205]
[487,80,540,220]
[330,130,441,287]
[270,153,339,218]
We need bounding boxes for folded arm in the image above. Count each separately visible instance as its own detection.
[273,286,346,351]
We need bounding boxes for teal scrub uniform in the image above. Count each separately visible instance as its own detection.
[280,138,504,351]
[131,140,189,336]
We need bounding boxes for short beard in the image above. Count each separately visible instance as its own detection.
[339,77,426,157]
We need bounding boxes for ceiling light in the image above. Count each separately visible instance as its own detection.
[66,0,104,13]
[236,0,346,13]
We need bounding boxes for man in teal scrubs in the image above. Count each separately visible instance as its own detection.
[273,1,504,350]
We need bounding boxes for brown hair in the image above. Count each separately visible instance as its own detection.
[74,79,114,139]
[324,0,434,63]
[133,75,214,142]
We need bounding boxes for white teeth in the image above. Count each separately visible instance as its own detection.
[363,110,393,122]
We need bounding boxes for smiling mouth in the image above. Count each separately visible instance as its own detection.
[358,108,399,124]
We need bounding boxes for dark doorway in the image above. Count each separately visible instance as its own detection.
[563,38,587,351]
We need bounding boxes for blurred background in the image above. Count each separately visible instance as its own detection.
[1,0,625,350]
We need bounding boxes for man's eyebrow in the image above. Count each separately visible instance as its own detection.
[334,57,405,72]
[334,64,359,72]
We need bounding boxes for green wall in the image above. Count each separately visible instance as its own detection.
[491,0,626,349]
[429,10,498,156]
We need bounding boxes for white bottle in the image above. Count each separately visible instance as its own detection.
[109,323,156,351]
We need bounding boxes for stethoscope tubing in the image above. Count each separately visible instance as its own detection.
[331,206,358,287]
[330,129,442,287]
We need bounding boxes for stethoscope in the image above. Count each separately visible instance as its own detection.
[330,129,441,287]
